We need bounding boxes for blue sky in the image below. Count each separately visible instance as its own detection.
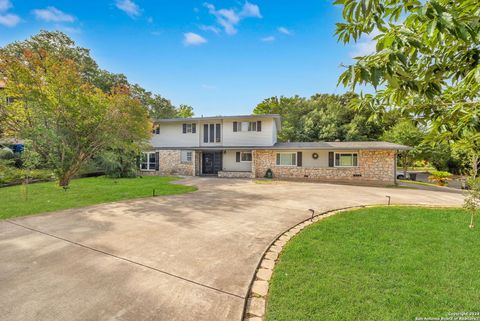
[0,0,375,116]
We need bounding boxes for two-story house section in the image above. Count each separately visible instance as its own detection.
[142,114,410,185]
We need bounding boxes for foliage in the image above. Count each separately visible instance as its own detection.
[382,120,425,176]
[96,150,138,178]
[253,93,400,142]
[0,44,151,187]
[266,207,479,321]
[0,176,197,219]
[335,0,480,172]
[0,160,53,185]
[0,147,14,160]
[428,170,453,186]
[176,104,195,118]
[464,177,480,228]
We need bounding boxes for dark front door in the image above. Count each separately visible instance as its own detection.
[202,152,222,175]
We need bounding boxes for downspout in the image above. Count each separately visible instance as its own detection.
[394,151,398,185]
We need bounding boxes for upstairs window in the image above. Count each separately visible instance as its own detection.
[182,123,196,134]
[152,125,160,135]
[233,121,262,132]
[335,153,358,167]
[203,123,221,143]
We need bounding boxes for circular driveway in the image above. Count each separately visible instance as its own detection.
[0,178,463,321]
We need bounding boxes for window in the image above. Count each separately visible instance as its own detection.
[152,125,160,135]
[181,150,193,163]
[140,152,157,171]
[182,123,196,134]
[241,152,252,162]
[276,153,297,166]
[233,121,262,132]
[335,153,358,167]
[203,123,221,143]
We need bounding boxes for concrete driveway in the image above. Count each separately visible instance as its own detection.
[0,178,463,321]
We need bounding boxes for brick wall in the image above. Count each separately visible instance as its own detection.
[140,150,195,176]
[254,150,396,185]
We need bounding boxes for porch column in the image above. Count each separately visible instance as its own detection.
[251,150,256,178]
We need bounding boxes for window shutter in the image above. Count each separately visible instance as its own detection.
[136,155,140,169]
[192,123,196,133]
[328,152,334,167]
[236,152,241,162]
[257,121,262,132]
[276,153,280,165]
[297,152,302,167]
[182,124,187,134]
[233,121,237,132]
[155,152,160,171]
[203,124,208,143]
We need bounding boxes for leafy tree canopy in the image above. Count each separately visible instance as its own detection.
[335,0,479,174]
[253,92,400,142]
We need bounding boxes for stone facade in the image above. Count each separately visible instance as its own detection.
[141,150,195,176]
[218,171,254,178]
[254,149,396,185]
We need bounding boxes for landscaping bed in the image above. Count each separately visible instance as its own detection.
[266,207,479,321]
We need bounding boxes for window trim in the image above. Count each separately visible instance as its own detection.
[240,152,252,162]
[334,152,359,168]
[275,152,297,167]
[236,121,260,132]
[140,152,157,171]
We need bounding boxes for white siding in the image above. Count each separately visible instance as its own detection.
[222,150,252,171]
[150,123,199,148]
[222,118,275,146]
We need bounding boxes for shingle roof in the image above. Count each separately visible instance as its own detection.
[271,141,411,150]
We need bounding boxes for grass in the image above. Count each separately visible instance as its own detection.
[266,207,479,321]
[399,179,445,187]
[0,176,196,220]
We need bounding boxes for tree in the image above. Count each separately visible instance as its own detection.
[335,0,480,172]
[0,49,150,187]
[176,104,194,118]
[464,177,480,229]
[382,120,425,177]
[253,93,399,142]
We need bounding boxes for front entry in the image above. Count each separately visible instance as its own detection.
[202,151,222,175]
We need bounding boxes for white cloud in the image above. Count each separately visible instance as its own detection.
[199,25,220,34]
[277,27,292,35]
[115,0,141,17]
[261,36,275,42]
[203,2,261,35]
[350,30,380,57]
[0,13,19,27]
[183,32,207,46]
[33,7,75,22]
[240,2,261,18]
[0,0,12,12]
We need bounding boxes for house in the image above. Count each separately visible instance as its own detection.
[141,114,410,185]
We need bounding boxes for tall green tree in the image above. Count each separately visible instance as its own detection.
[335,0,480,174]
[0,48,151,187]
[253,93,398,142]
[382,120,425,177]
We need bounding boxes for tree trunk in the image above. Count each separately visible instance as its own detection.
[472,154,478,178]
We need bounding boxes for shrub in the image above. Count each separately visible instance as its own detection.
[0,161,54,185]
[428,170,453,186]
[0,147,14,160]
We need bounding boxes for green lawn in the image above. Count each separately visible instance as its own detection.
[266,207,479,321]
[0,176,196,220]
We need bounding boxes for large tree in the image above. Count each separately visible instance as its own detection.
[253,93,399,142]
[335,0,480,175]
[0,44,150,186]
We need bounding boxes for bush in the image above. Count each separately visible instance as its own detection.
[0,147,14,160]
[0,161,54,185]
[96,150,138,179]
[428,170,453,186]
